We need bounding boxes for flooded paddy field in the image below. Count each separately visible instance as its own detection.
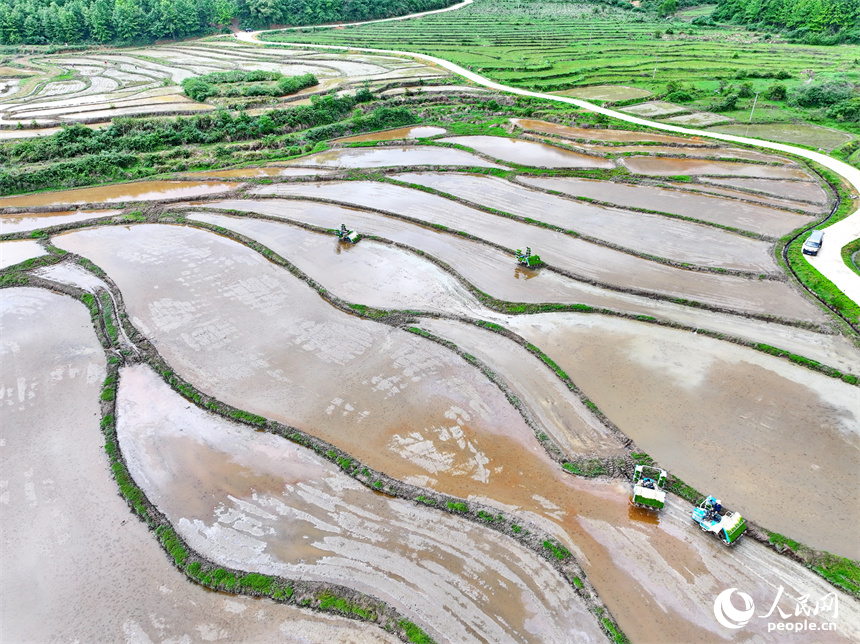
[181,167,332,179]
[0,41,446,127]
[337,125,447,142]
[536,138,791,164]
[0,209,121,234]
[550,85,652,101]
[504,312,860,559]
[665,181,828,215]
[118,364,604,643]
[511,118,704,145]
[621,156,813,180]
[52,223,860,642]
[189,212,484,316]
[701,177,832,204]
[0,289,393,643]
[0,181,235,209]
[0,239,46,268]
[708,122,854,152]
[249,181,828,322]
[279,145,503,169]
[518,175,815,237]
[200,199,860,375]
[397,172,778,272]
[438,136,615,168]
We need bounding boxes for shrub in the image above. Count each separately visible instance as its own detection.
[789,81,855,108]
[764,83,787,101]
[827,97,860,123]
[738,82,754,98]
[665,89,694,103]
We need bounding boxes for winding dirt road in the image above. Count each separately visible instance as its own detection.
[236,27,860,309]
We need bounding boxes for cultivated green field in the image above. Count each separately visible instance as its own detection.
[265,0,860,157]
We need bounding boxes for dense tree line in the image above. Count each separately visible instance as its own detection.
[182,71,318,101]
[709,0,860,43]
[0,0,460,45]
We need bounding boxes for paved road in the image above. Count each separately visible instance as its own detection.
[237,27,860,309]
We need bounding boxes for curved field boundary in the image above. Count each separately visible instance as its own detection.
[243,33,860,316]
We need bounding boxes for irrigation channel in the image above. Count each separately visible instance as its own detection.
[1,25,859,644]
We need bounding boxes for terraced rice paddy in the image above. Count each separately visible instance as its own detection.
[0,41,447,131]
[3,35,860,643]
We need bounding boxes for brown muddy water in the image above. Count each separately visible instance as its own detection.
[0,209,121,234]
[664,181,827,215]
[438,135,615,169]
[0,289,393,643]
[510,118,703,145]
[398,172,778,273]
[0,181,235,208]
[249,181,827,323]
[701,177,831,204]
[336,125,446,142]
[518,175,814,238]
[539,139,790,164]
[189,212,483,317]
[181,166,332,179]
[621,156,813,180]
[279,146,502,169]
[118,364,604,644]
[0,238,45,268]
[504,312,860,559]
[54,224,860,643]
[203,198,860,376]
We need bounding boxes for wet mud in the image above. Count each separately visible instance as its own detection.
[118,364,604,644]
[202,199,860,375]
[280,145,502,169]
[189,212,483,316]
[0,181,234,208]
[504,313,860,559]
[0,238,46,268]
[336,125,446,142]
[518,175,814,238]
[665,182,827,215]
[510,118,701,145]
[54,224,860,643]
[621,157,813,180]
[398,172,778,272]
[181,166,332,179]
[438,136,615,169]
[248,182,828,323]
[0,209,120,234]
[701,177,831,204]
[0,289,391,644]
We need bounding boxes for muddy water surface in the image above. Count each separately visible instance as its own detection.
[664,181,827,215]
[280,146,502,169]
[203,198,860,376]
[55,224,860,643]
[249,182,827,323]
[0,181,234,208]
[505,313,860,559]
[511,118,702,144]
[337,125,446,142]
[439,136,614,169]
[398,172,777,272]
[518,175,813,237]
[118,364,603,644]
[621,156,812,180]
[0,289,393,644]
[418,318,625,458]
[0,238,45,268]
[0,208,120,234]
[702,177,831,204]
[189,212,483,316]
[181,166,331,178]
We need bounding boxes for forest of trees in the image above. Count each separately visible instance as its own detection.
[710,0,860,44]
[0,0,460,45]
